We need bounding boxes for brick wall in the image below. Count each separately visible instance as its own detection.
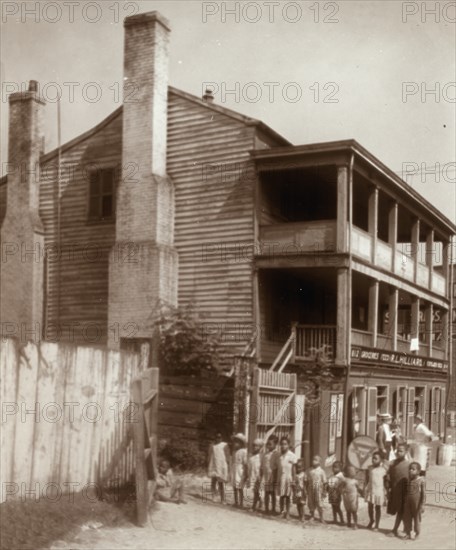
[0,84,46,336]
[108,12,178,348]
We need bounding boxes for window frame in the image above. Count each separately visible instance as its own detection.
[87,167,116,223]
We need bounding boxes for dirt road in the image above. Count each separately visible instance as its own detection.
[50,496,455,550]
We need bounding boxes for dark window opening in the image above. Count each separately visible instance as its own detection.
[88,168,116,222]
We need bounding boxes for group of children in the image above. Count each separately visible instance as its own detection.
[208,434,425,540]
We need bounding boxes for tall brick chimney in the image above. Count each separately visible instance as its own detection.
[1,81,46,341]
[108,12,178,349]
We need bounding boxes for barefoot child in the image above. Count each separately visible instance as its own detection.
[307,455,327,523]
[231,433,248,508]
[261,435,279,515]
[155,460,186,504]
[386,442,410,538]
[327,461,344,525]
[342,466,360,529]
[248,438,263,511]
[293,459,307,522]
[403,462,425,540]
[277,436,297,519]
[208,432,230,503]
[365,450,387,531]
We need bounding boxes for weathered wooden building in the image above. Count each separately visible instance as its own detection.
[1,10,454,463]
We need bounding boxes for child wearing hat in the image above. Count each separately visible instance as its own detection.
[231,433,248,508]
[248,438,263,511]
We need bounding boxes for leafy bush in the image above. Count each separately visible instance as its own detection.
[158,437,207,472]
[155,304,221,376]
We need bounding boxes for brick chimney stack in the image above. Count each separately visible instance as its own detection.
[1,81,46,340]
[108,11,178,349]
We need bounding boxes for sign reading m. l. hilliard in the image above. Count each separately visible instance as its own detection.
[351,346,448,371]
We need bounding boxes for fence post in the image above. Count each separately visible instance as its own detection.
[131,377,148,527]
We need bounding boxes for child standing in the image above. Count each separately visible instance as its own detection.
[327,461,345,525]
[403,462,425,540]
[231,433,248,508]
[307,455,327,523]
[248,438,263,511]
[364,450,387,531]
[277,436,297,519]
[293,459,307,522]
[261,435,279,515]
[208,432,230,503]
[386,442,410,538]
[341,466,360,529]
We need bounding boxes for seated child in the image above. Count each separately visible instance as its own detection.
[155,459,186,504]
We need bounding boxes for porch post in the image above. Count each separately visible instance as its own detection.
[337,267,349,365]
[425,303,433,356]
[368,187,378,263]
[426,229,434,290]
[337,166,348,253]
[411,296,420,351]
[389,287,398,351]
[411,218,420,284]
[388,201,398,272]
[368,279,379,347]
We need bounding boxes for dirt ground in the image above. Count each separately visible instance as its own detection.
[2,467,454,550]
[49,496,454,550]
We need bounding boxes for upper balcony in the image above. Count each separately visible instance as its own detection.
[255,162,451,299]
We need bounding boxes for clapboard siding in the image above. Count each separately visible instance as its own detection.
[167,92,257,366]
[39,111,122,344]
[3,88,285,360]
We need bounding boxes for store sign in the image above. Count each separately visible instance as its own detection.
[351,345,448,371]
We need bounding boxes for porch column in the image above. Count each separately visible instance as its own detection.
[425,303,433,356]
[442,309,449,360]
[411,296,420,352]
[411,218,420,283]
[388,201,398,272]
[442,240,450,296]
[389,287,398,351]
[426,229,434,290]
[337,166,348,253]
[368,187,379,264]
[253,267,261,362]
[336,267,349,365]
[368,279,379,347]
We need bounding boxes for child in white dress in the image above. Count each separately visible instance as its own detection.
[277,436,297,519]
[231,433,248,508]
[208,432,230,503]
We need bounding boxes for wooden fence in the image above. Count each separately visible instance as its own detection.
[158,373,234,449]
[0,338,144,503]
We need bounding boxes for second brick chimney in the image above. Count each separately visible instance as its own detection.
[108,11,178,349]
[1,81,46,340]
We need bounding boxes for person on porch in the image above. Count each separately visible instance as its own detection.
[376,413,393,460]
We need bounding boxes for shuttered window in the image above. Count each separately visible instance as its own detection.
[88,168,116,221]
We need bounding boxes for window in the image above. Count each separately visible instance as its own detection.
[88,168,116,221]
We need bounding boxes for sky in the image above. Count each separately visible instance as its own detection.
[1,0,455,222]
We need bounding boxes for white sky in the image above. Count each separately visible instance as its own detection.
[1,0,455,222]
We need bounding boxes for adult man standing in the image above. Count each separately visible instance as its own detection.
[412,415,436,476]
[376,413,393,460]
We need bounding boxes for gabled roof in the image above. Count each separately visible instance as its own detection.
[39,86,290,164]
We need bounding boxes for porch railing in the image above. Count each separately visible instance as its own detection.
[293,324,337,361]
